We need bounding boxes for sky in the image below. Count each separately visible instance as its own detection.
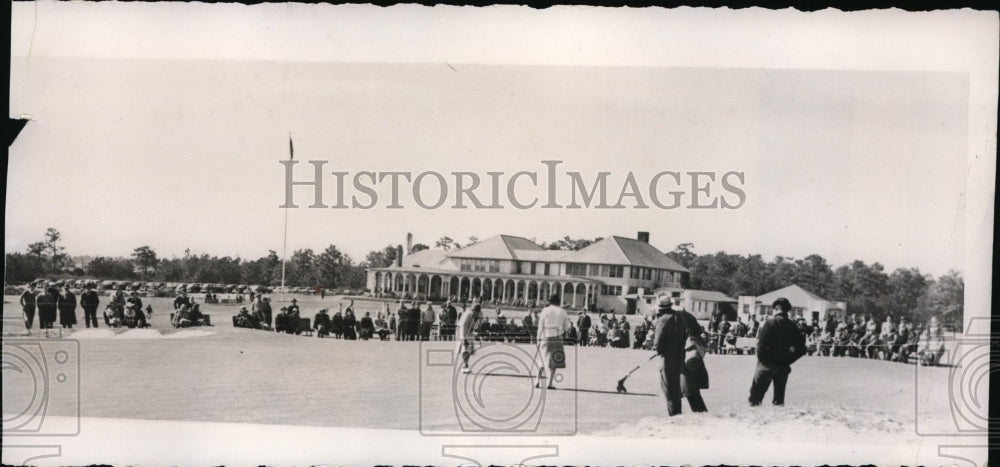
[7,3,996,278]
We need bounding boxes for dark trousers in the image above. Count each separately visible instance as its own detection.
[749,362,791,406]
[23,307,35,330]
[686,389,708,412]
[579,328,590,346]
[659,362,683,416]
[83,307,99,328]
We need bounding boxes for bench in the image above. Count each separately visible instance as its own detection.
[299,318,313,336]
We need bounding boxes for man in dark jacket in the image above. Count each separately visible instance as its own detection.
[653,297,688,416]
[20,284,37,331]
[749,297,807,406]
[445,301,459,341]
[174,291,191,310]
[80,285,100,328]
[577,311,592,347]
[675,303,709,413]
[313,309,331,337]
[57,286,78,329]
[406,302,421,341]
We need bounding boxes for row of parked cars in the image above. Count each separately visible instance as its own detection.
[23,279,275,294]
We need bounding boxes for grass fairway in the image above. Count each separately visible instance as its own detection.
[3,294,955,444]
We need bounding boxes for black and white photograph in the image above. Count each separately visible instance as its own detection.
[4,4,997,465]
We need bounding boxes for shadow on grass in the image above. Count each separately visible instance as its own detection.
[482,372,658,397]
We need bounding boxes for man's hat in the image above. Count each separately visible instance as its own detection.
[657,295,673,309]
[291,298,297,303]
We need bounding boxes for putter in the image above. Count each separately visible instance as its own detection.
[615,353,658,393]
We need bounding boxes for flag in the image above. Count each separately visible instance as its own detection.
[289,133,294,160]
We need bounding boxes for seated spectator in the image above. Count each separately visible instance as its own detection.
[359,312,375,340]
[189,304,208,326]
[235,306,260,329]
[374,313,391,340]
[173,305,193,328]
[313,309,331,337]
[123,303,148,328]
[275,307,291,333]
[818,330,834,357]
[331,311,344,339]
[918,327,946,366]
[104,303,123,328]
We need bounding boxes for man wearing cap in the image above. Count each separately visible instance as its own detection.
[456,304,484,373]
[535,294,570,389]
[653,296,688,415]
[274,307,291,333]
[749,297,807,407]
[80,284,100,328]
[20,283,38,331]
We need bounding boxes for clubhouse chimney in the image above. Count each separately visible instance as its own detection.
[396,245,403,267]
[637,231,650,243]
[406,233,413,255]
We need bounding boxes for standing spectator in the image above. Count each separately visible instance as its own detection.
[255,297,273,329]
[748,316,760,338]
[396,302,407,341]
[619,315,631,349]
[57,285,78,329]
[343,309,358,340]
[748,297,807,407]
[443,300,458,341]
[653,297,688,416]
[421,302,436,341]
[534,294,570,390]
[577,310,592,347]
[80,285,100,328]
[388,309,397,340]
[406,302,420,341]
[523,309,536,344]
[20,283,37,331]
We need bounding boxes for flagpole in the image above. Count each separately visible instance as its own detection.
[281,133,293,302]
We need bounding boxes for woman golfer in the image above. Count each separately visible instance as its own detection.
[535,294,570,389]
[456,305,484,373]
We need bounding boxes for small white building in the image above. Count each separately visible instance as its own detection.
[737,284,846,324]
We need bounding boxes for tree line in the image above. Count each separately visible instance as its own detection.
[5,229,963,327]
[666,243,963,328]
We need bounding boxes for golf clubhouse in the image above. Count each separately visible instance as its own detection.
[365,232,688,312]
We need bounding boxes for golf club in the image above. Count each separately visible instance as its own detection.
[616,353,658,393]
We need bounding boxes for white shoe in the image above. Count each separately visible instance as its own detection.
[461,367,471,374]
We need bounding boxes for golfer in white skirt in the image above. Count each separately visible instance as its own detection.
[535,294,570,389]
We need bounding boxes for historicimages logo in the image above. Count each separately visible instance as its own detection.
[2,316,81,464]
[914,316,997,436]
[418,333,578,437]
